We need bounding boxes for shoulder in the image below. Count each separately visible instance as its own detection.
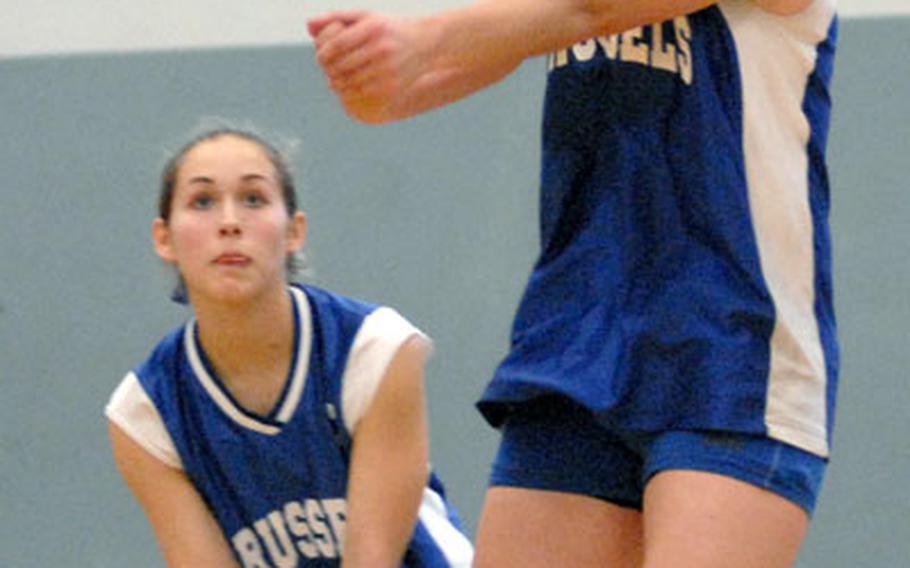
[292,284,425,341]
[133,324,189,387]
[105,371,184,469]
[333,304,431,434]
[294,283,411,353]
[294,282,378,318]
[104,325,189,470]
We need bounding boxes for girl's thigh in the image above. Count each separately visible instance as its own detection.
[642,470,809,568]
[474,486,643,568]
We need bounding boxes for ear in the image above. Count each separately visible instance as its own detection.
[152,218,177,263]
[286,211,308,254]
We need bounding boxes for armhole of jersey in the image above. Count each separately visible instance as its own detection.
[105,372,184,470]
[340,307,431,435]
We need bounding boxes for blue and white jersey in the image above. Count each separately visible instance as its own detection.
[479,0,839,457]
[107,284,473,567]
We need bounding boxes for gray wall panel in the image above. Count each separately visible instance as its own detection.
[0,16,906,567]
[801,16,910,567]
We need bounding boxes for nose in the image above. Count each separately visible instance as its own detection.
[219,223,241,237]
[218,201,242,237]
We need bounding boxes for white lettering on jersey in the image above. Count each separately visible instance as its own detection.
[284,500,318,558]
[549,17,694,85]
[306,498,338,558]
[233,527,271,568]
[254,512,298,568]
[620,26,650,66]
[322,498,347,552]
[232,497,348,567]
[674,16,693,85]
[572,37,598,62]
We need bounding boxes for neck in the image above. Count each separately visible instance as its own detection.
[192,284,296,385]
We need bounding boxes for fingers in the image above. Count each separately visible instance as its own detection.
[314,16,396,95]
[332,59,390,94]
[314,20,345,51]
[323,43,380,87]
[315,16,384,71]
[308,10,413,122]
[337,90,394,124]
[308,19,341,44]
[306,10,367,39]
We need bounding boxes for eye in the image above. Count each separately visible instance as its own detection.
[191,193,214,209]
[243,191,267,207]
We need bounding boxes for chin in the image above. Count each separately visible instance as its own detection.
[188,280,260,307]
[219,278,290,305]
[187,270,287,307]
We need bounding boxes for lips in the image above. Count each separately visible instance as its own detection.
[213,252,251,266]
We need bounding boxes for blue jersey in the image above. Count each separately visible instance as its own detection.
[479,2,839,457]
[108,284,472,567]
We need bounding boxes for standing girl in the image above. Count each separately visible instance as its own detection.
[310,1,839,566]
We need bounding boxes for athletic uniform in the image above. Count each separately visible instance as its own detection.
[106,284,473,567]
[478,1,838,510]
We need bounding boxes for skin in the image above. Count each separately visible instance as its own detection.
[472,473,809,568]
[308,0,813,123]
[152,135,307,413]
[110,134,432,567]
[308,1,820,566]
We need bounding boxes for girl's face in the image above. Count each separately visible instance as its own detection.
[152,135,306,306]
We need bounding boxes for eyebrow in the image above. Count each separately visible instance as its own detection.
[186,175,215,186]
[186,173,273,185]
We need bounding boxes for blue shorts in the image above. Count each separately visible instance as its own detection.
[489,397,827,515]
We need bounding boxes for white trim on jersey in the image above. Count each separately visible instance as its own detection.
[105,287,431,466]
[184,318,283,435]
[417,487,475,567]
[720,0,836,456]
[105,372,183,469]
[274,286,313,423]
[340,307,428,435]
